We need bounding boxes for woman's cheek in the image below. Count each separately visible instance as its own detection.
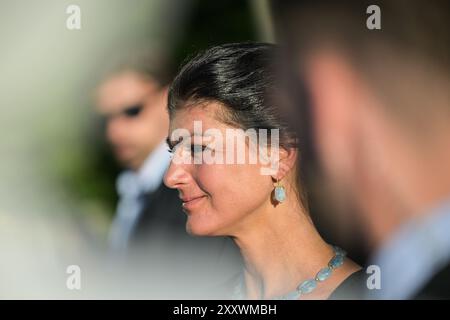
[195,163,224,193]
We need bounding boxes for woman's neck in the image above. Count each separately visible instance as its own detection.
[231,198,335,299]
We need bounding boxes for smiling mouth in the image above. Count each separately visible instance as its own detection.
[181,195,207,211]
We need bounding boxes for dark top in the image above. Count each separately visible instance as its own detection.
[328,269,370,300]
[413,263,450,299]
[330,263,450,299]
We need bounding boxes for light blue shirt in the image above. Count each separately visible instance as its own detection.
[108,140,171,253]
[369,198,450,299]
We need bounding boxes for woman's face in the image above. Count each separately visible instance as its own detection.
[164,102,275,236]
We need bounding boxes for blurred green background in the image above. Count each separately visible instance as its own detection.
[0,0,272,241]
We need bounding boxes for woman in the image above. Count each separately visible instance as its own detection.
[163,43,362,299]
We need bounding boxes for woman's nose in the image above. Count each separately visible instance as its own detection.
[164,160,190,190]
[106,116,128,144]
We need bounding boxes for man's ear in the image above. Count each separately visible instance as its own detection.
[272,147,298,181]
[153,85,170,113]
[304,52,362,180]
[159,85,169,103]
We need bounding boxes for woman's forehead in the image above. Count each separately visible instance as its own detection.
[169,101,231,132]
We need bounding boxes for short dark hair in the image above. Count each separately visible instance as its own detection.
[272,0,449,69]
[272,0,450,122]
[101,47,175,87]
[168,42,308,208]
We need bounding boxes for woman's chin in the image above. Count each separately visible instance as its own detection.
[186,223,210,236]
[186,218,220,237]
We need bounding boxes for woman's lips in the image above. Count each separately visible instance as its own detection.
[181,195,207,211]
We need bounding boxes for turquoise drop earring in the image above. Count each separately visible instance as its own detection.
[273,179,286,203]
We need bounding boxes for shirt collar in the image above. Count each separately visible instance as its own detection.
[116,140,171,198]
[370,198,450,299]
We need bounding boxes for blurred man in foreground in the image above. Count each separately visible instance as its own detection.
[274,0,450,299]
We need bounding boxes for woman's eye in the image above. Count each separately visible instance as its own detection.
[190,144,207,153]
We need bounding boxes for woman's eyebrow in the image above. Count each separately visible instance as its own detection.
[166,136,185,149]
[167,133,207,149]
[166,136,175,149]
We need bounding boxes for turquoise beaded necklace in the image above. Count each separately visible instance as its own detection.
[232,246,347,300]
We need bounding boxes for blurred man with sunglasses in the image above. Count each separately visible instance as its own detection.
[96,51,173,254]
[94,50,242,298]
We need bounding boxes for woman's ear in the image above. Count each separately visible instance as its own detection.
[271,147,298,181]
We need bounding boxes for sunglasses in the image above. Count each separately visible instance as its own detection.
[100,103,145,122]
[122,104,144,118]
